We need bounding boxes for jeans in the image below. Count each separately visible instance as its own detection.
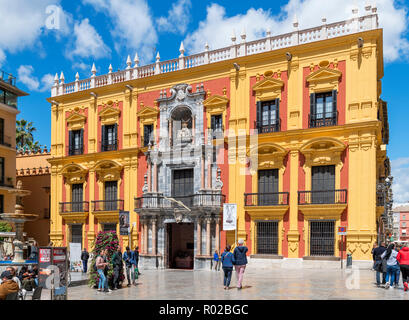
[235,265,246,288]
[125,265,135,284]
[214,260,220,271]
[376,271,386,285]
[113,266,121,288]
[82,260,88,273]
[223,267,233,287]
[97,269,107,290]
[385,264,400,285]
[401,265,409,283]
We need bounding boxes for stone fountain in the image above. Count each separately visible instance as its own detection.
[0,180,38,263]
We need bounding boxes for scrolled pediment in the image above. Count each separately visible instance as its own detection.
[94,160,123,182]
[203,95,229,113]
[61,163,88,185]
[137,106,159,123]
[67,112,87,130]
[306,66,342,93]
[301,137,346,167]
[99,106,121,125]
[252,76,284,102]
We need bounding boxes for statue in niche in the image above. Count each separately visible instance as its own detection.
[176,121,192,144]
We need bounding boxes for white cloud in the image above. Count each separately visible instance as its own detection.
[392,157,409,207]
[69,18,111,60]
[157,0,192,35]
[0,49,5,68]
[82,0,158,63]
[184,1,409,62]
[17,65,53,92]
[72,62,90,72]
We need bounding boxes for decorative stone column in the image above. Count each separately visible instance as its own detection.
[192,117,195,144]
[169,120,173,146]
[147,160,152,193]
[153,162,158,193]
[152,218,157,255]
[206,217,211,256]
[201,146,205,190]
[144,219,149,254]
[215,217,220,253]
[207,151,212,189]
[197,218,202,256]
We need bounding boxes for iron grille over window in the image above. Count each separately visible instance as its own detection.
[256,99,280,133]
[101,124,118,151]
[309,220,335,256]
[309,91,337,128]
[211,115,224,138]
[256,221,278,254]
[143,124,154,147]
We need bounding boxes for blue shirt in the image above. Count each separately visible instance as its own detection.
[221,251,235,268]
[213,253,219,261]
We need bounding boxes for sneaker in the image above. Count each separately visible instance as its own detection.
[384,282,390,289]
[404,282,408,292]
[394,284,399,289]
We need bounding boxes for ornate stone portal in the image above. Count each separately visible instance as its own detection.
[135,83,225,270]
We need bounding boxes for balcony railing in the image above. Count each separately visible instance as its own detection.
[244,192,289,206]
[0,135,12,148]
[255,119,281,134]
[100,140,118,152]
[66,145,84,156]
[298,190,347,205]
[309,112,338,128]
[135,193,226,210]
[60,201,90,213]
[0,70,16,87]
[92,200,124,212]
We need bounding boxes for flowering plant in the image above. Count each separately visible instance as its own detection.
[88,231,120,288]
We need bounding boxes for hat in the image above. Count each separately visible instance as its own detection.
[1,271,12,280]
[238,239,244,245]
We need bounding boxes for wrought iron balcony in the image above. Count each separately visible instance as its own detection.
[92,200,124,212]
[100,140,118,152]
[309,112,338,128]
[135,193,226,210]
[298,190,347,205]
[66,145,84,156]
[244,192,289,206]
[0,70,16,87]
[0,135,12,148]
[255,119,281,134]
[59,202,89,213]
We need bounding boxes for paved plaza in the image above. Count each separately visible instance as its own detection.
[41,268,409,300]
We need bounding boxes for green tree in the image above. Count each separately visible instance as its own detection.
[16,119,42,152]
[0,222,12,242]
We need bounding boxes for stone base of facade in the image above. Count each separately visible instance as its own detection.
[139,255,164,270]
[194,256,213,270]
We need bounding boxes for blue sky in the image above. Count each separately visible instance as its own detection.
[1,0,409,204]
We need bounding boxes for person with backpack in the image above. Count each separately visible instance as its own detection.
[81,248,90,273]
[233,239,248,290]
[373,242,387,287]
[96,249,111,293]
[381,243,400,289]
[221,245,235,290]
[122,247,135,287]
[397,245,409,291]
[112,247,123,290]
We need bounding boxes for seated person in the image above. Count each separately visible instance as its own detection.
[0,267,21,289]
[21,265,38,291]
[0,271,19,300]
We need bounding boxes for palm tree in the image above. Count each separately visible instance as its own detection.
[16,120,42,152]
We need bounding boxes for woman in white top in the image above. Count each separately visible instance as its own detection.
[381,243,400,289]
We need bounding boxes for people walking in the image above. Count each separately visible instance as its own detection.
[213,250,220,271]
[221,246,235,290]
[112,247,123,289]
[81,248,90,273]
[123,246,135,287]
[233,239,248,290]
[397,245,409,291]
[134,246,141,276]
[371,243,378,270]
[374,242,387,287]
[96,249,110,293]
[381,243,400,289]
[29,240,38,262]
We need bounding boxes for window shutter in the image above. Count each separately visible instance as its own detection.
[80,129,84,153]
[211,116,215,132]
[256,101,261,131]
[310,93,316,114]
[114,123,118,147]
[68,131,73,155]
[332,90,337,114]
[101,125,106,151]
[275,98,280,128]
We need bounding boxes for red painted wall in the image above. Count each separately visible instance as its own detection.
[282,154,291,257]
[298,153,306,257]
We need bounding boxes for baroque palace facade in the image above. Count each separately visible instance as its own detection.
[47,7,389,269]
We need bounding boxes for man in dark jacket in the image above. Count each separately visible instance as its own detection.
[373,242,387,287]
[112,247,123,289]
[134,246,141,276]
[123,247,135,286]
[233,239,248,290]
[81,249,90,273]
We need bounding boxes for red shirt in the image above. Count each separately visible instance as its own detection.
[397,247,409,265]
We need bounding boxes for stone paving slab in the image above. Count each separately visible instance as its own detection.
[38,268,409,300]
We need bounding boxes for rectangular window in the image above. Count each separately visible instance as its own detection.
[403,222,407,228]
[311,165,335,204]
[0,118,4,145]
[71,225,83,245]
[143,124,154,147]
[101,124,118,151]
[211,115,223,138]
[310,91,337,128]
[256,99,280,133]
[4,91,17,108]
[258,169,279,205]
[103,223,117,232]
[309,220,335,256]
[71,184,83,212]
[256,221,278,254]
[0,195,3,213]
[0,157,4,185]
[104,181,118,211]
[69,130,83,155]
[172,169,194,207]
